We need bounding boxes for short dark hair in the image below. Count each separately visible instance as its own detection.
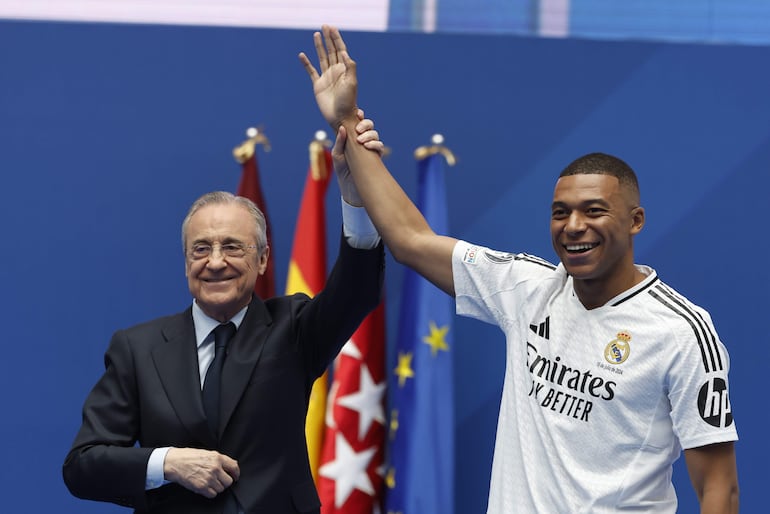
[559,152,640,203]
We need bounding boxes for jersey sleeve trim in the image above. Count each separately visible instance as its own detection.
[648,284,725,374]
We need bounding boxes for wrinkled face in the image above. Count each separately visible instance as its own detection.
[184,203,268,322]
[550,174,644,284]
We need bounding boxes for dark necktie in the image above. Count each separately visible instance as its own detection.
[202,322,236,438]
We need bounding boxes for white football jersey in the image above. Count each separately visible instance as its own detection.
[452,241,737,513]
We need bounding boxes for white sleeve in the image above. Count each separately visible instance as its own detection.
[666,306,738,449]
[453,240,558,327]
[341,197,381,249]
[145,447,171,490]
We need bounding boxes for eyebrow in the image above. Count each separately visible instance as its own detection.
[551,198,611,209]
[190,236,246,245]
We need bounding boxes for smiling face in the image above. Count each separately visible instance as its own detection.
[184,202,269,322]
[550,173,645,301]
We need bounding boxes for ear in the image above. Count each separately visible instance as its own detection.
[257,246,270,275]
[630,207,645,235]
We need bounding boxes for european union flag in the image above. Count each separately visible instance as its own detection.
[386,151,454,514]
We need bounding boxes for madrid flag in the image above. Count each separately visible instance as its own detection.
[318,300,387,514]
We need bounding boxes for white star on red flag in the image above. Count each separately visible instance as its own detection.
[319,432,377,507]
[336,363,386,440]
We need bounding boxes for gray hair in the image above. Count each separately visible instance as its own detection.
[181,191,268,255]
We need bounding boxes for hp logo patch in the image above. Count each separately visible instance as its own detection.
[698,377,733,428]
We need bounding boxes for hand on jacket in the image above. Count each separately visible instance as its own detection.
[163,448,240,498]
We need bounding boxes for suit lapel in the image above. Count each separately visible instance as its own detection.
[219,297,273,437]
[152,309,214,445]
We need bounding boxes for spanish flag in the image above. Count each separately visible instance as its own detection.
[285,137,333,481]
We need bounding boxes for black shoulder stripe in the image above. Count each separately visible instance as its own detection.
[611,275,659,306]
[514,253,557,270]
[648,284,722,373]
[656,284,724,371]
[648,288,709,373]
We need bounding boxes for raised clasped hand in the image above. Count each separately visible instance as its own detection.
[299,25,359,129]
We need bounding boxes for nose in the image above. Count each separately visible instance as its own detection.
[564,212,586,234]
[205,249,228,269]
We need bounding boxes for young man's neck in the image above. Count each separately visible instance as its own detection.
[573,266,646,310]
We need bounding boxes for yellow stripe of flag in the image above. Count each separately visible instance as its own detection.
[285,140,332,482]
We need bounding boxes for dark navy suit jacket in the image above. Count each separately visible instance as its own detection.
[63,236,384,513]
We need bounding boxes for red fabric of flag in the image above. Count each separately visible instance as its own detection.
[318,301,387,514]
[237,152,276,299]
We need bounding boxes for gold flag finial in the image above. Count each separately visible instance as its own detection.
[414,133,456,166]
[233,126,271,164]
[309,130,332,181]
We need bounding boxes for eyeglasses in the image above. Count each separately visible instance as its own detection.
[188,242,259,260]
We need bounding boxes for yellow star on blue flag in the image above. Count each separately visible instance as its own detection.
[423,320,450,356]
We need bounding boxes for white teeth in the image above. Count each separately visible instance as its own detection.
[566,243,596,251]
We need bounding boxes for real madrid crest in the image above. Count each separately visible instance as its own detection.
[604,331,631,365]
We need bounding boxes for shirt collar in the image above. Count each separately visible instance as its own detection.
[192,301,248,349]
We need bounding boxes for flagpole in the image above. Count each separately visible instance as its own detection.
[413,133,457,166]
[233,126,271,164]
[309,130,332,180]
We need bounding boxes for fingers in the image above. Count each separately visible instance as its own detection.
[302,25,356,87]
[351,116,383,154]
[313,30,329,72]
[299,29,329,81]
[332,125,348,157]
[322,25,354,70]
[298,29,325,80]
[363,140,385,156]
[300,26,346,79]
[221,454,240,481]
[336,27,357,76]
[328,25,349,59]
[355,118,374,133]
[322,25,338,66]
[200,454,238,498]
[165,448,240,499]
[355,122,384,156]
[202,470,232,498]
[337,125,349,146]
[354,118,378,142]
[298,52,319,82]
[357,129,380,144]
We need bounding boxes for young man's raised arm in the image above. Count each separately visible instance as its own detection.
[299,25,457,296]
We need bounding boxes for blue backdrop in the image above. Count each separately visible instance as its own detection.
[1,20,767,512]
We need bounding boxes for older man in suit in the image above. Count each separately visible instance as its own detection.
[63,121,385,514]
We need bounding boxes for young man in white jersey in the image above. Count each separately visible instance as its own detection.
[299,26,739,513]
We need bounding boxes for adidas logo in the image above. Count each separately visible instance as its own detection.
[529,316,550,340]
